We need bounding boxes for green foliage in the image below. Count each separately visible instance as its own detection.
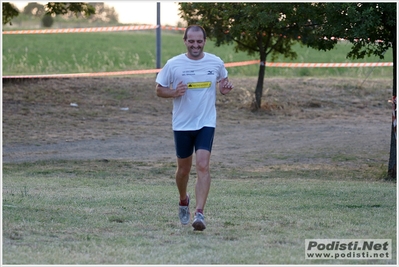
[87,3,119,23]
[41,14,54,28]
[2,2,19,25]
[179,3,317,62]
[22,2,46,17]
[49,3,118,23]
[179,2,395,62]
[308,3,396,60]
[2,2,95,25]
[45,2,95,18]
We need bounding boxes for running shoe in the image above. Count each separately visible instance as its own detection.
[192,212,206,231]
[178,195,190,225]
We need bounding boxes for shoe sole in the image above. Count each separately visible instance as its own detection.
[192,220,206,231]
[181,219,190,225]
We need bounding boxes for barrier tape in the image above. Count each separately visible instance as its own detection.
[224,60,259,67]
[263,62,393,68]
[2,60,392,79]
[2,69,161,79]
[2,25,186,35]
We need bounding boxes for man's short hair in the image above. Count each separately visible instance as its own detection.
[183,25,207,40]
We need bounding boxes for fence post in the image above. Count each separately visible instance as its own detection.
[156,2,161,74]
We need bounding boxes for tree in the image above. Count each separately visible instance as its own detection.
[303,3,396,179]
[23,2,45,17]
[42,14,54,27]
[2,2,95,25]
[178,3,330,110]
[2,3,19,25]
[179,2,396,179]
[56,2,118,23]
[85,2,119,23]
[44,2,95,17]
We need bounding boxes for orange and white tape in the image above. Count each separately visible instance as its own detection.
[264,62,393,68]
[2,25,185,35]
[2,69,161,79]
[225,60,259,67]
[2,60,393,79]
[224,61,392,68]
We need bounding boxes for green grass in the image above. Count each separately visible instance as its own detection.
[3,160,396,264]
[2,30,393,78]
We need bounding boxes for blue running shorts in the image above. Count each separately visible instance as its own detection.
[173,127,215,159]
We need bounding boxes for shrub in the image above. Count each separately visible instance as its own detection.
[42,15,54,28]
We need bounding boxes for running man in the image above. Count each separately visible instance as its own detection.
[155,25,233,231]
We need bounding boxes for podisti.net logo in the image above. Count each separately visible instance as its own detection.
[305,239,392,260]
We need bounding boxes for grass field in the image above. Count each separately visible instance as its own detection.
[3,159,396,264]
[2,30,394,78]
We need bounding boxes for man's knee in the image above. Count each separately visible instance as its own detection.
[196,162,209,174]
[176,165,191,177]
[176,157,192,177]
[196,150,211,173]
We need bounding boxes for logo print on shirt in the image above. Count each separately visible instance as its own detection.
[182,70,195,76]
[207,71,214,75]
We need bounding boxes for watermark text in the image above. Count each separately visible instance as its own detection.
[305,239,392,260]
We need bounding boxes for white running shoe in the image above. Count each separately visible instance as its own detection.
[192,212,206,231]
[178,195,190,225]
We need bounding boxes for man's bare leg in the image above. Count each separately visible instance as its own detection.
[191,149,211,230]
[176,155,192,201]
[176,155,192,225]
[194,149,211,211]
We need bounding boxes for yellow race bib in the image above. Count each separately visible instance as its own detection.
[187,81,212,89]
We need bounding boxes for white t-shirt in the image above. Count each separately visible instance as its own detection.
[156,52,228,131]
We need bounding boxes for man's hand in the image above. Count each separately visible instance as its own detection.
[219,78,234,95]
[174,81,188,98]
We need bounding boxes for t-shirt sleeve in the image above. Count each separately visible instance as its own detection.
[155,62,171,87]
[218,62,228,82]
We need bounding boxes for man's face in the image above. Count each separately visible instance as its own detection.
[184,29,206,60]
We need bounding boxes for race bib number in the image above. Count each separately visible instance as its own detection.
[187,81,212,89]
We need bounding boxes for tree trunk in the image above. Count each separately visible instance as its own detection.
[388,30,396,179]
[388,122,396,179]
[254,61,266,110]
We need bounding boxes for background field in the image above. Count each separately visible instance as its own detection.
[2,30,394,78]
[2,25,396,265]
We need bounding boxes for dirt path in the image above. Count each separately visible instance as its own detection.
[2,77,393,170]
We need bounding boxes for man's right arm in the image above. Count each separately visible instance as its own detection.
[156,84,176,98]
[156,81,187,98]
